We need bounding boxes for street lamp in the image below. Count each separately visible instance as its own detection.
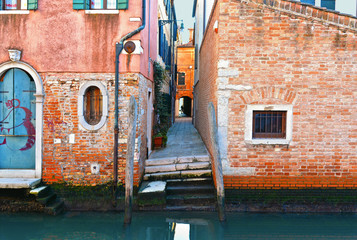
[159,19,184,30]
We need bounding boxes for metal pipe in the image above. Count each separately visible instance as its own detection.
[113,0,147,203]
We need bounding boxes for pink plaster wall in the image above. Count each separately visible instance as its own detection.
[0,0,157,80]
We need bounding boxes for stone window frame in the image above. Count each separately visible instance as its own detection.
[78,81,108,131]
[245,104,293,145]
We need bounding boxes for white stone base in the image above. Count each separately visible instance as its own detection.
[0,178,41,189]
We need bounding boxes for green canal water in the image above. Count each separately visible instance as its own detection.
[1,212,356,239]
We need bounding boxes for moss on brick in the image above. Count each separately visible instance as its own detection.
[225,189,357,205]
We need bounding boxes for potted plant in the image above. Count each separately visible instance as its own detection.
[153,132,164,149]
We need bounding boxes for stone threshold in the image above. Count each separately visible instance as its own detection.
[0,178,41,189]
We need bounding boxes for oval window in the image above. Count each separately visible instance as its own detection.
[83,86,103,125]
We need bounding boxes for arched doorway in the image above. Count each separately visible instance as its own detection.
[0,68,36,169]
[0,61,44,178]
[179,96,192,117]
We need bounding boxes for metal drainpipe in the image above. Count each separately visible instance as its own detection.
[113,0,147,202]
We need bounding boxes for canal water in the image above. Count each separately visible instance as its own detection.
[1,212,356,239]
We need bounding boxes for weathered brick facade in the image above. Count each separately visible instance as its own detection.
[195,0,357,189]
[41,73,152,185]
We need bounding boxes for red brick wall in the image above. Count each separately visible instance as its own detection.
[42,73,152,186]
[194,3,219,156]
[196,0,357,189]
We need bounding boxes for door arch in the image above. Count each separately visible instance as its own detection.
[0,61,44,178]
[179,96,192,117]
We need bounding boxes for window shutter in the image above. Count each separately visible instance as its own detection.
[117,0,128,10]
[0,1,2,10]
[301,0,315,5]
[27,0,38,10]
[321,0,335,11]
[73,0,88,10]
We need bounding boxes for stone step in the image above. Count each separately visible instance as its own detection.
[146,155,210,167]
[143,171,181,180]
[166,177,213,186]
[181,169,212,178]
[165,205,216,211]
[143,169,212,181]
[167,140,203,145]
[166,194,216,205]
[145,162,211,174]
[137,181,166,206]
[30,186,52,198]
[45,199,65,216]
[0,178,41,189]
[145,164,176,174]
[37,193,57,205]
[166,184,215,195]
[146,157,177,166]
[176,162,211,171]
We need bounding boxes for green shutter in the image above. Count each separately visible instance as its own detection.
[27,0,38,10]
[73,0,87,10]
[117,0,128,10]
[0,1,2,10]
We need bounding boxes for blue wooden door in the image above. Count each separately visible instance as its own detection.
[0,68,36,169]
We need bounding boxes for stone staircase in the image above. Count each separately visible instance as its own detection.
[140,118,216,210]
[142,155,216,210]
[165,178,216,211]
[30,185,65,215]
[143,155,212,180]
[0,179,64,215]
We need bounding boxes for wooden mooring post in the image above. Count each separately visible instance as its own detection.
[124,96,138,225]
[208,102,226,222]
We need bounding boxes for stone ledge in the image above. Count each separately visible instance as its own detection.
[0,178,41,189]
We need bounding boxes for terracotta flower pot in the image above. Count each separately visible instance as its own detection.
[154,136,163,149]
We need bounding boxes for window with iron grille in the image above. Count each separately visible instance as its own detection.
[178,72,185,85]
[245,105,293,145]
[84,86,103,125]
[253,111,286,139]
[78,81,108,131]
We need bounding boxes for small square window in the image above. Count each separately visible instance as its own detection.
[253,111,286,139]
[245,105,293,145]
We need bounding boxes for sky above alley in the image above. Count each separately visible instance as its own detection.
[175,0,195,43]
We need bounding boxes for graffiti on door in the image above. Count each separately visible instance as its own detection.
[0,99,35,151]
